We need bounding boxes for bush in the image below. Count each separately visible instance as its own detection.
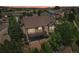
[41,42,53,53]
[31,48,39,53]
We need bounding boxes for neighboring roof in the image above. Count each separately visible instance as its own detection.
[23,16,53,28]
[1,12,22,16]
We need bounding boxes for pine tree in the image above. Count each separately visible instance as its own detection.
[6,16,24,52]
[8,16,23,41]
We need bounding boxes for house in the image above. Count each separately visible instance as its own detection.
[22,16,55,42]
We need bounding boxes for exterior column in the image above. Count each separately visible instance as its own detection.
[22,26,29,44]
[23,27,29,42]
[48,26,49,32]
[45,26,49,35]
[35,27,38,32]
[47,26,49,35]
[25,29,30,43]
[42,26,45,32]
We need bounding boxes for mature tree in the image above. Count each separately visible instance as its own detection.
[67,12,75,22]
[54,6,60,10]
[8,16,24,41]
[0,39,23,53]
[22,12,26,16]
[48,21,76,52]
[56,21,74,46]
[33,9,36,14]
[7,16,24,52]
[49,31,62,52]
[37,10,43,16]
[74,14,79,47]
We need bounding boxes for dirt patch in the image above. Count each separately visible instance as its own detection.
[62,46,72,53]
[23,38,48,52]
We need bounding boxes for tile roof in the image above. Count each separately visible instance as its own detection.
[23,16,53,28]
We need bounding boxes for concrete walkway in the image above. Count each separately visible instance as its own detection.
[0,28,8,44]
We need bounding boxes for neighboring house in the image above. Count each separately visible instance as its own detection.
[48,9,65,18]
